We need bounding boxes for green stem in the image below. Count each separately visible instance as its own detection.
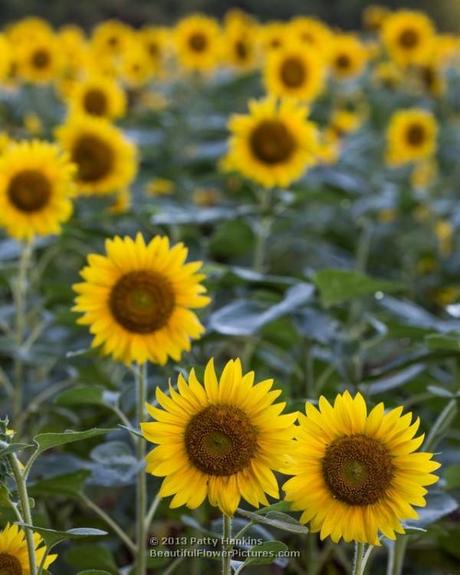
[222,514,232,575]
[9,452,37,575]
[352,542,365,575]
[307,532,318,575]
[13,239,33,430]
[423,399,457,452]
[145,493,162,532]
[253,189,273,273]
[136,363,147,575]
[386,537,408,575]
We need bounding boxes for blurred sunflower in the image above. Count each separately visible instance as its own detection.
[289,16,332,58]
[330,34,367,80]
[373,61,403,90]
[382,10,435,67]
[6,17,53,46]
[73,233,210,365]
[140,26,169,71]
[141,358,297,515]
[0,34,12,81]
[174,14,222,73]
[16,34,62,84]
[264,42,325,102]
[386,108,438,166]
[261,22,287,53]
[91,20,134,57]
[0,523,57,574]
[363,5,391,32]
[119,42,155,88]
[108,187,132,215]
[56,115,137,195]
[224,20,259,72]
[283,391,440,544]
[416,61,445,98]
[228,96,318,188]
[68,76,126,120]
[0,140,76,240]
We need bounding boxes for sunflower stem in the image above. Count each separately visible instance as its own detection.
[387,537,408,575]
[135,362,147,575]
[13,239,33,432]
[9,452,37,575]
[352,541,365,575]
[222,514,233,575]
[253,188,273,273]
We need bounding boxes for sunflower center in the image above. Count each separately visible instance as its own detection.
[148,42,159,57]
[0,553,23,575]
[322,434,394,505]
[406,123,426,146]
[280,57,306,87]
[185,405,258,476]
[83,89,108,116]
[32,49,50,69]
[235,40,249,60]
[336,53,351,70]
[189,32,207,52]
[250,120,296,165]
[399,28,419,49]
[8,169,51,213]
[109,270,175,333]
[72,134,114,183]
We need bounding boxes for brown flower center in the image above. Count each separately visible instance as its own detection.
[250,120,296,165]
[189,32,208,52]
[109,270,175,333]
[83,89,108,116]
[72,134,114,183]
[235,40,249,61]
[0,553,23,575]
[322,434,394,505]
[280,56,307,87]
[8,169,51,213]
[406,122,426,146]
[335,53,351,70]
[32,48,50,69]
[185,405,258,476]
[399,28,419,49]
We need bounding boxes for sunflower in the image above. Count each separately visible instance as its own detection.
[68,76,127,120]
[228,96,318,188]
[382,10,435,67]
[91,20,134,57]
[119,41,155,88]
[140,26,169,70]
[56,114,137,195]
[264,42,325,102]
[174,14,222,73]
[386,108,438,166]
[0,34,12,81]
[330,35,368,80]
[224,20,259,72]
[289,17,333,58]
[141,358,297,516]
[16,33,62,84]
[0,523,57,574]
[0,140,76,240]
[283,391,440,545]
[73,233,210,365]
[6,17,53,46]
[363,5,391,32]
[261,22,287,54]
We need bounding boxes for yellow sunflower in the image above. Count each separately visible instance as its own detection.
[261,22,287,54]
[382,10,435,67]
[91,20,134,57]
[68,76,127,120]
[283,391,440,545]
[141,358,297,516]
[224,20,259,72]
[119,41,155,88]
[6,17,53,46]
[264,42,325,102]
[0,523,57,574]
[228,96,318,188]
[363,5,391,32]
[174,14,222,73]
[56,115,137,195]
[16,33,62,84]
[73,233,210,365]
[289,17,333,58]
[139,26,169,70]
[0,140,76,240]
[386,108,438,166]
[330,34,368,80]
[0,34,12,81]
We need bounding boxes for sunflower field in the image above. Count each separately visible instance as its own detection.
[0,4,459,575]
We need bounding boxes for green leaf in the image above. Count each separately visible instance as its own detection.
[445,465,460,489]
[426,334,460,352]
[314,268,403,307]
[33,428,115,455]
[238,540,288,569]
[237,508,308,534]
[29,470,91,498]
[18,525,107,550]
[55,385,111,407]
[65,543,118,573]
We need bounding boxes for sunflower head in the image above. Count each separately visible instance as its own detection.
[67,76,126,120]
[363,5,391,32]
[16,33,62,84]
[228,96,319,188]
[0,523,57,574]
[386,108,438,166]
[141,358,297,515]
[283,391,440,545]
[289,17,333,57]
[56,114,137,195]
[331,34,368,80]
[382,10,435,67]
[174,14,222,73]
[73,233,210,365]
[264,42,325,102]
[0,140,76,240]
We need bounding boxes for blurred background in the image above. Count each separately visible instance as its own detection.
[1,0,460,31]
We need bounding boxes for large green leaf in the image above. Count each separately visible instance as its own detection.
[33,428,115,455]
